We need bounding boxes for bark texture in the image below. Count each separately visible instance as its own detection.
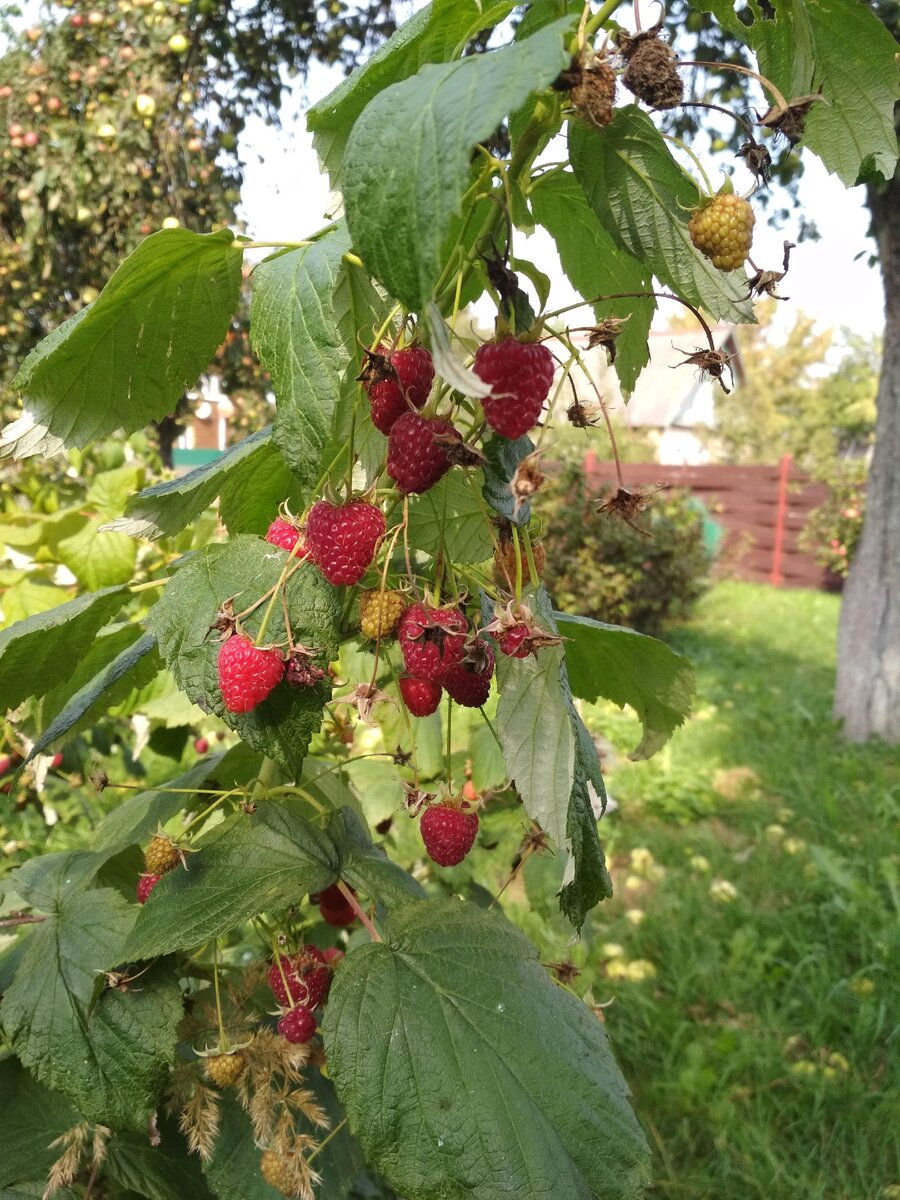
[833,160,900,741]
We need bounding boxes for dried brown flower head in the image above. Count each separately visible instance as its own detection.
[671,345,737,393]
[757,93,826,145]
[567,398,604,428]
[546,959,582,986]
[339,682,394,727]
[509,449,547,516]
[744,240,796,301]
[586,315,630,362]
[432,425,487,468]
[285,643,326,688]
[596,484,666,535]
[566,50,618,128]
[736,139,772,184]
[618,29,684,110]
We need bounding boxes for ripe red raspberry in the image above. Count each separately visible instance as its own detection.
[217,634,285,713]
[498,624,531,658]
[398,674,442,717]
[386,412,457,494]
[137,873,161,904]
[441,640,495,707]
[420,805,479,867]
[277,1005,318,1044]
[194,736,209,754]
[688,192,755,271]
[305,499,386,585]
[267,947,330,1009]
[265,517,310,558]
[317,882,357,928]
[473,338,555,439]
[365,344,434,433]
[398,603,467,681]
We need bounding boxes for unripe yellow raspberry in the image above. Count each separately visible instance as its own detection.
[494,539,546,587]
[203,1051,245,1088]
[260,1149,297,1196]
[688,193,755,272]
[143,833,181,875]
[359,588,406,639]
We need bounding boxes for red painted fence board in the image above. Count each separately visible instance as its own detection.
[583,452,836,590]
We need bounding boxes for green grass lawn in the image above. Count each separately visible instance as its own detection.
[582,582,899,1200]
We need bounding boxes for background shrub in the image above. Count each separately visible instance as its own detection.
[541,459,713,635]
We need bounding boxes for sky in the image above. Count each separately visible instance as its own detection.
[237,55,885,343]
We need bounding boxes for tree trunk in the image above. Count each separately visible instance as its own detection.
[833,161,900,742]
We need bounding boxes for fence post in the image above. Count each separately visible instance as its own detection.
[770,452,792,586]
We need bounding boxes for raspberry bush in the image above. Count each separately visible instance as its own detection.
[0,3,896,1198]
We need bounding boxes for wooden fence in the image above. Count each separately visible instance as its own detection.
[583,452,833,589]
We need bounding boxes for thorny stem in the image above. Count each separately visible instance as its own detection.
[680,100,759,146]
[477,706,504,754]
[677,60,790,113]
[490,835,541,907]
[555,289,719,353]
[336,880,382,941]
[0,913,46,927]
[557,330,626,488]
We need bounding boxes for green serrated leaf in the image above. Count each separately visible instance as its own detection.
[105,428,301,541]
[531,171,655,396]
[403,471,493,564]
[693,0,898,186]
[0,875,181,1129]
[324,900,650,1200]
[25,633,158,763]
[39,625,145,730]
[57,519,137,590]
[343,18,575,310]
[569,108,756,323]
[0,1058,78,1190]
[481,433,535,525]
[147,537,340,775]
[106,1121,214,1200]
[307,1,496,187]
[124,804,341,959]
[555,611,695,759]
[6,230,242,455]
[328,807,426,910]
[560,708,613,927]
[251,226,357,492]
[0,585,127,713]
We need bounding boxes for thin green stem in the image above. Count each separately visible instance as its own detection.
[250,756,283,803]
[478,705,504,753]
[446,697,454,786]
[659,131,714,196]
[583,0,629,42]
[129,577,171,594]
[307,1118,348,1161]
[212,942,228,1051]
